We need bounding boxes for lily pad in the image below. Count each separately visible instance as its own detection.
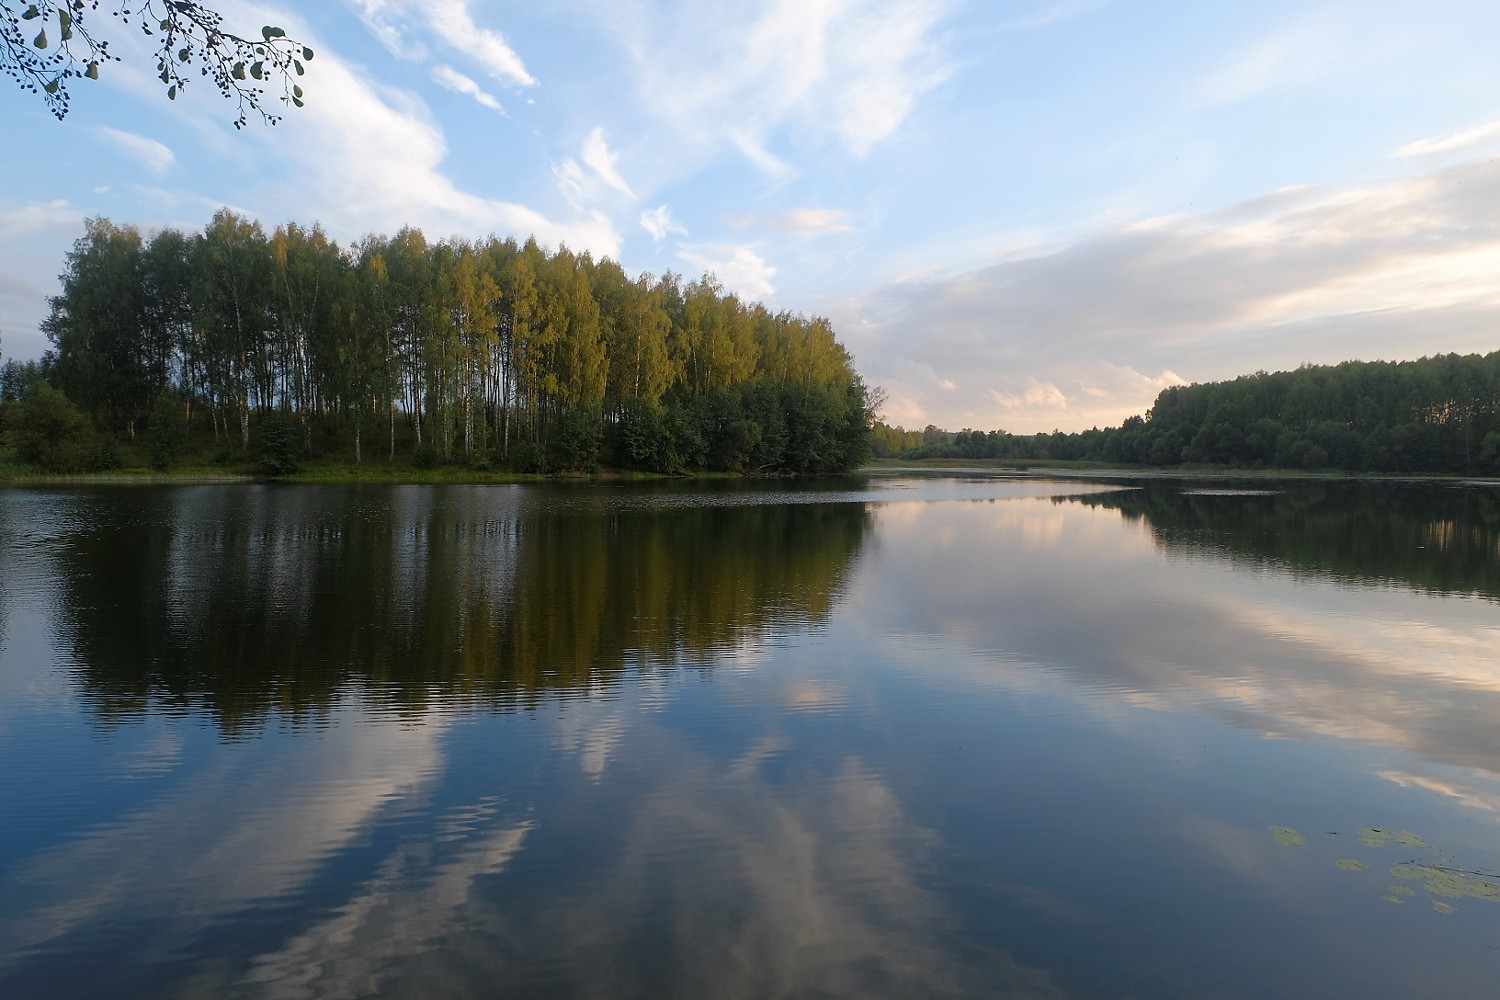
[1335,859,1371,872]
[1271,826,1307,847]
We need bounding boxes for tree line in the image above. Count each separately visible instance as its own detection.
[1,210,873,474]
[876,352,1500,474]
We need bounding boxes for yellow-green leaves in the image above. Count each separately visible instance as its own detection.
[1270,826,1307,847]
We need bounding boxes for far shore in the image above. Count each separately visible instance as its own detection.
[2,457,1496,488]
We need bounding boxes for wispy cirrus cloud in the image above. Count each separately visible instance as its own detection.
[431,65,505,113]
[845,154,1500,433]
[640,205,686,241]
[581,128,635,198]
[725,208,857,237]
[555,128,636,207]
[347,0,535,86]
[1393,120,1500,159]
[96,128,176,175]
[622,0,957,168]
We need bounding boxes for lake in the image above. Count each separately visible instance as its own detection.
[2,474,1498,998]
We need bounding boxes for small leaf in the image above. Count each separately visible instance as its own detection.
[1271,826,1307,847]
[294,60,304,75]
[261,25,286,40]
[250,61,264,80]
[293,84,302,99]
[22,5,39,20]
[302,46,314,61]
[178,47,190,62]
[1335,858,1371,872]
[85,61,99,80]
[167,85,177,100]
[292,96,303,108]
[232,61,246,80]
[33,27,47,49]
[44,78,59,94]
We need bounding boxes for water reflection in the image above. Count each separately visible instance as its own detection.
[5,479,1500,998]
[1077,479,1500,601]
[50,485,871,731]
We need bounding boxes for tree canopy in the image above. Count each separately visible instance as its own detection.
[878,352,1500,476]
[2,1,310,125]
[29,211,874,475]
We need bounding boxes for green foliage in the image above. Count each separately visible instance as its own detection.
[13,384,96,471]
[549,408,602,472]
[33,211,874,479]
[410,441,437,469]
[147,389,187,470]
[2,2,314,127]
[886,352,1500,476]
[259,413,299,476]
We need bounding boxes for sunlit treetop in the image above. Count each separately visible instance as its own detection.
[1,1,311,127]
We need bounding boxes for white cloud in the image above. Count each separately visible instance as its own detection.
[845,154,1500,432]
[725,208,857,237]
[224,9,618,258]
[640,205,686,240]
[347,0,535,86]
[997,0,1105,32]
[96,127,176,175]
[1393,121,1500,159]
[580,127,635,198]
[626,0,956,167]
[991,379,1068,412]
[431,64,505,113]
[678,244,777,300]
[1192,11,1349,107]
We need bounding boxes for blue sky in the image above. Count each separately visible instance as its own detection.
[5,0,1500,431]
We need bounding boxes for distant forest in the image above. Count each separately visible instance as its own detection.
[0,212,872,474]
[876,352,1500,475]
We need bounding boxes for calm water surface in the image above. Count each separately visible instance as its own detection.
[2,474,1499,998]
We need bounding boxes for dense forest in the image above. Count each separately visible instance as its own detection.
[876,352,1500,475]
[0,211,872,474]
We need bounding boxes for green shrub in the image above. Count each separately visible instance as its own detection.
[148,389,188,470]
[260,413,299,476]
[13,385,97,472]
[411,441,438,469]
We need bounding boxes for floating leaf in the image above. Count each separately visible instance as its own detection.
[1389,885,1415,896]
[1391,831,1427,849]
[1335,859,1370,872]
[1433,901,1456,914]
[1382,895,1405,905]
[1359,828,1392,847]
[1271,826,1307,847]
